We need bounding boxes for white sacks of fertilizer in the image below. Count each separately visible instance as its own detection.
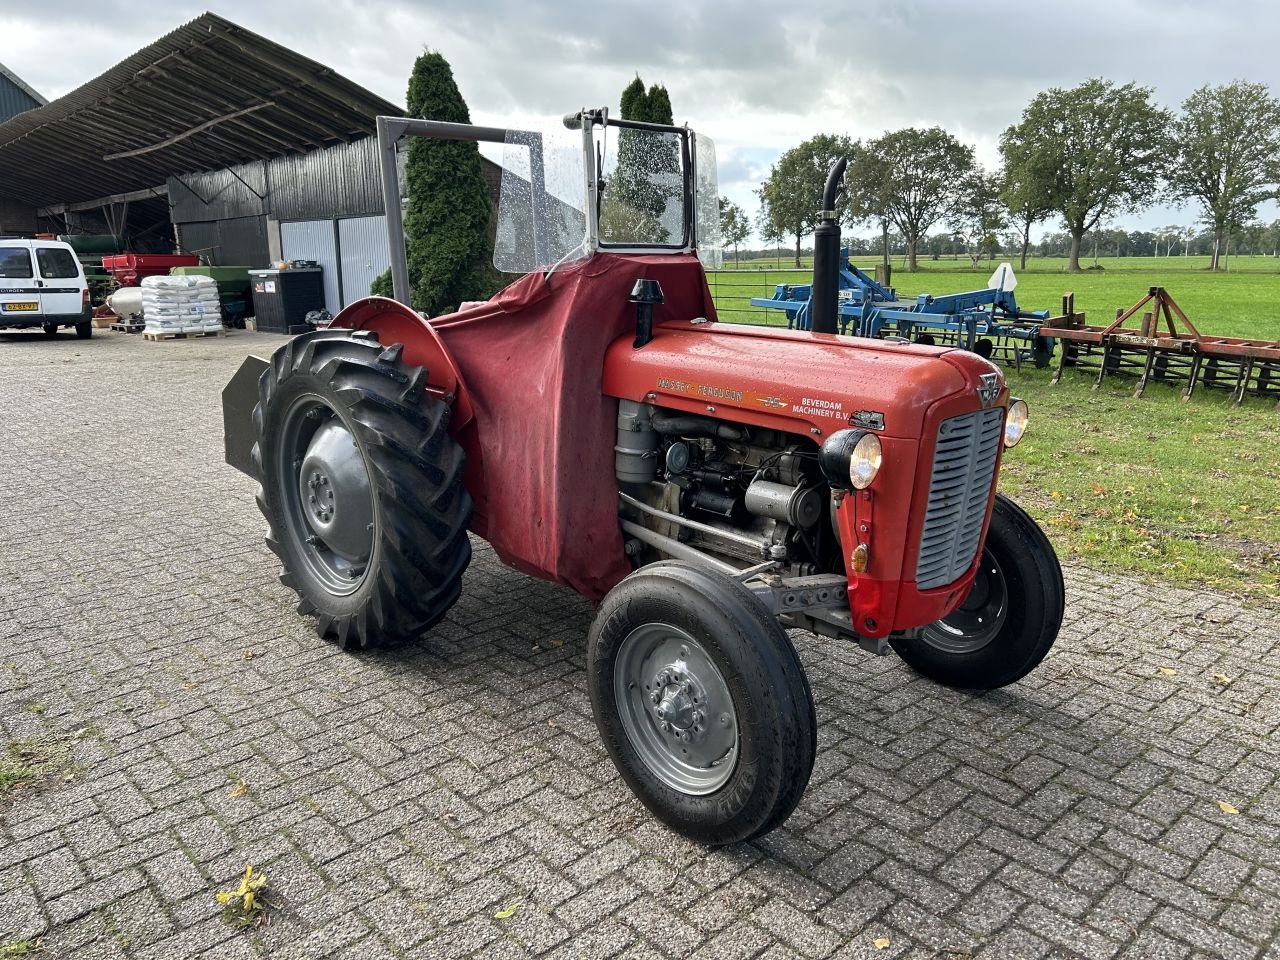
[141,275,224,334]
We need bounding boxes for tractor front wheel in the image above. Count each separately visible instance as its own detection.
[891,494,1064,690]
[253,329,472,649]
[588,561,816,845]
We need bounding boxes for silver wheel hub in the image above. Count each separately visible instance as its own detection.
[615,625,738,795]
[297,420,374,564]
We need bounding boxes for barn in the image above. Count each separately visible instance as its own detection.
[0,13,502,314]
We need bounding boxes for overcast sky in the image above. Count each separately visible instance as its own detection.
[6,0,1280,243]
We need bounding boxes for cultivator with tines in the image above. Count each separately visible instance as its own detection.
[750,255,1058,369]
[1045,287,1280,405]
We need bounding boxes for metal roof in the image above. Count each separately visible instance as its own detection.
[0,60,47,124]
[0,12,401,207]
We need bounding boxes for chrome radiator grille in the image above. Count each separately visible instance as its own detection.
[915,408,1004,590]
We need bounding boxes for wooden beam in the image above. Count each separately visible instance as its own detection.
[39,185,168,217]
[103,103,274,161]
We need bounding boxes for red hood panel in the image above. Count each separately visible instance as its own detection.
[603,320,994,438]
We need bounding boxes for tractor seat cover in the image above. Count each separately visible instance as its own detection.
[429,252,718,602]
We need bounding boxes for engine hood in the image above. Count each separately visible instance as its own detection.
[602,320,1005,440]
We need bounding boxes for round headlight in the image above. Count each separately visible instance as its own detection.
[849,432,882,489]
[1004,398,1029,447]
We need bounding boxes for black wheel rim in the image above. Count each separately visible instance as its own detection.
[276,394,375,596]
[614,624,738,795]
[922,548,1008,654]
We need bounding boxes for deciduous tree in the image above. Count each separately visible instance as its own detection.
[719,197,750,264]
[1001,79,1170,272]
[1168,81,1280,271]
[849,128,975,272]
[758,134,855,267]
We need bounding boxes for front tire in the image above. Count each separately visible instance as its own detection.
[254,329,472,649]
[588,561,816,845]
[41,324,57,338]
[891,494,1064,689]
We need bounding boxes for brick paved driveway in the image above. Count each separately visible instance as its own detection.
[1,329,1278,960]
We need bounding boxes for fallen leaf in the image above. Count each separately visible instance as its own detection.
[1157,667,1177,676]
[494,901,521,920]
[1218,800,1239,815]
[873,937,891,950]
[1213,673,1233,686]
[228,780,249,798]
[243,649,259,660]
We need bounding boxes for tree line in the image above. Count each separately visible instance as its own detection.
[753,79,1280,273]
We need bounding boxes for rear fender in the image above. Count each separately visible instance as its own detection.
[222,354,269,476]
[331,296,474,429]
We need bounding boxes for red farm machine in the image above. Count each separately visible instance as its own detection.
[222,110,1065,844]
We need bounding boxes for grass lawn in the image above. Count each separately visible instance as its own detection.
[707,256,1280,598]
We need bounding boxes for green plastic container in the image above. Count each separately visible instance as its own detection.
[58,234,124,255]
[170,265,252,294]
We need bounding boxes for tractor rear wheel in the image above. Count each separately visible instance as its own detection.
[253,329,472,649]
[891,494,1064,689]
[588,561,816,845]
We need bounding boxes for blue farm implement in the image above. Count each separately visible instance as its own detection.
[750,254,1058,369]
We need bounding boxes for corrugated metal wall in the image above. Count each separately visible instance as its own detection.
[269,140,385,221]
[337,215,389,305]
[177,216,269,266]
[280,220,340,313]
[168,161,268,223]
[0,76,40,125]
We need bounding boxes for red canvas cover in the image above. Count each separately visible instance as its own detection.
[429,252,718,601]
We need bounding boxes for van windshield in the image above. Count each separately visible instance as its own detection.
[0,248,33,279]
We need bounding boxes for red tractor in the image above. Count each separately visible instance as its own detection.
[223,110,1063,844]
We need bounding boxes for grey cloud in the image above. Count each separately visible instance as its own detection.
[7,0,1280,233]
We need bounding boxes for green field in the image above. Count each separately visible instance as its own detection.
[710,255,1280,340]
[707,256,1280,598]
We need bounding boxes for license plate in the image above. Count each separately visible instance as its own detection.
[1,302,38,312]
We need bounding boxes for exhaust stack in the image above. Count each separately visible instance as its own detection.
[810,157,848,335]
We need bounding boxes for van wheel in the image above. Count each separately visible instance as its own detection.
[75,322,93,340]
[41,324,58,338]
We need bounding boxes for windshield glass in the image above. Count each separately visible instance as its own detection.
[598,126,686,247]
[694,133,723,269]
[493,129,588,274]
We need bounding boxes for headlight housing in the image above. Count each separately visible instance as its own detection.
[820,429,883,490]
[1004,398,1029,447]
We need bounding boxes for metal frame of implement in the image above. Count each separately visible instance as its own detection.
[1044,286,1280,405]
[749,251,1056,369]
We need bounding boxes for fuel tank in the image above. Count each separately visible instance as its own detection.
[601,318,1005,440]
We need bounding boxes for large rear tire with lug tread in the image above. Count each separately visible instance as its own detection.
[587,561,816,845]
[253,329,472,649]
[891,493,1064,689]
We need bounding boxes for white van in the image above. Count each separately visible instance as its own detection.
[0,239,92,339]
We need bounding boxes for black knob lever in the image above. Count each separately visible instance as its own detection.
[629,279,665,348]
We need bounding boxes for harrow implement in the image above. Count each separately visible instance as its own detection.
[1045,287,1280,405]
[750,255,1059,369]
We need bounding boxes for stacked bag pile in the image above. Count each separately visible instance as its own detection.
[141,275,223,335]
